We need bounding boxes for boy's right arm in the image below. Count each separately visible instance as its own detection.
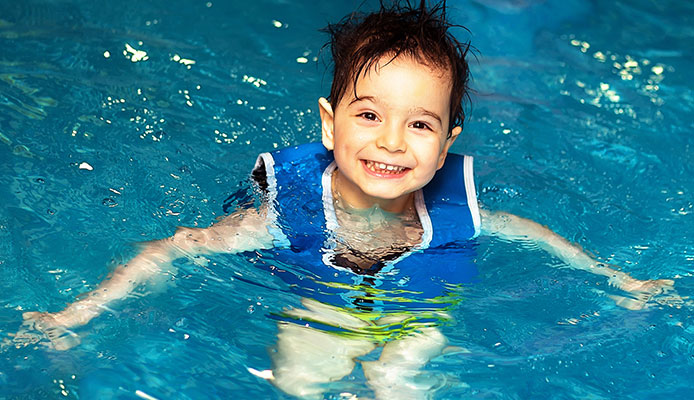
[21,207,275,343]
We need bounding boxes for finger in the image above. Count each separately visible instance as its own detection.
[608,294,646,311]
[656,279,675,287]
[22,311,41,321]
[49,329,80,351]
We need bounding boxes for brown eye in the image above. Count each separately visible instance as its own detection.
[412,121,431,130]
[358,112,377,121]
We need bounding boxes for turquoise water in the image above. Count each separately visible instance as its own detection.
[1,0,693,398]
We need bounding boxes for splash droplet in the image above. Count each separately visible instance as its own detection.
[102,198,118,207]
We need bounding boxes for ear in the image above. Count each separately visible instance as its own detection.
[437,126,462,169]
[318,97,335,151]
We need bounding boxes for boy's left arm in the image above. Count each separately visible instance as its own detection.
[479,208,676,310]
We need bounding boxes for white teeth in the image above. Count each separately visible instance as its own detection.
[366,160,406,174]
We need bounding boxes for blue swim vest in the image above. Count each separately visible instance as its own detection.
[250,142,481,314]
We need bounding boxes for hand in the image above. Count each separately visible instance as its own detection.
[608,276,681,310]
[14,312,81,351]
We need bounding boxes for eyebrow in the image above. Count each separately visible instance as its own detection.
[348,96,443,125]
[348,95,375,106]
[411,107,442,125]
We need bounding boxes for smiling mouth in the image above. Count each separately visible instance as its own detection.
[363,160,409,175]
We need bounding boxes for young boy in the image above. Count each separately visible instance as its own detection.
[20,1,674,398]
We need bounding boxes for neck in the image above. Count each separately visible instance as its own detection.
[332,170,415,214]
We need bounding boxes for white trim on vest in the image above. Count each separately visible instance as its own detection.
[254,152,290,247]
[463,155,481,237]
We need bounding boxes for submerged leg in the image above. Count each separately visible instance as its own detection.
[362,327,447,400]
[271,322,377,399]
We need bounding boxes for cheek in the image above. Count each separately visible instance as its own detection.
[413,138,446,164]
[335,131,368,156]
[332,147,357,172]
[334,140,355,157]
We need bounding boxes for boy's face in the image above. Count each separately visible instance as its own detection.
[319,56,461,213]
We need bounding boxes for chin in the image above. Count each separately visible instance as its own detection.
[363,189,409,202]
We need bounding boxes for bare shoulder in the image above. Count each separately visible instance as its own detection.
[478,208,515,236]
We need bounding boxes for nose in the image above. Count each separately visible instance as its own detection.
[375,122,406,153]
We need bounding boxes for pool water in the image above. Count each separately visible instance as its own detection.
[1,0,693,398]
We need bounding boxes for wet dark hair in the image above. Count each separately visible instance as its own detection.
[322,0,472,134]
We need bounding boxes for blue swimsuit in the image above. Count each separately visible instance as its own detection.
[248,143,481,321]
